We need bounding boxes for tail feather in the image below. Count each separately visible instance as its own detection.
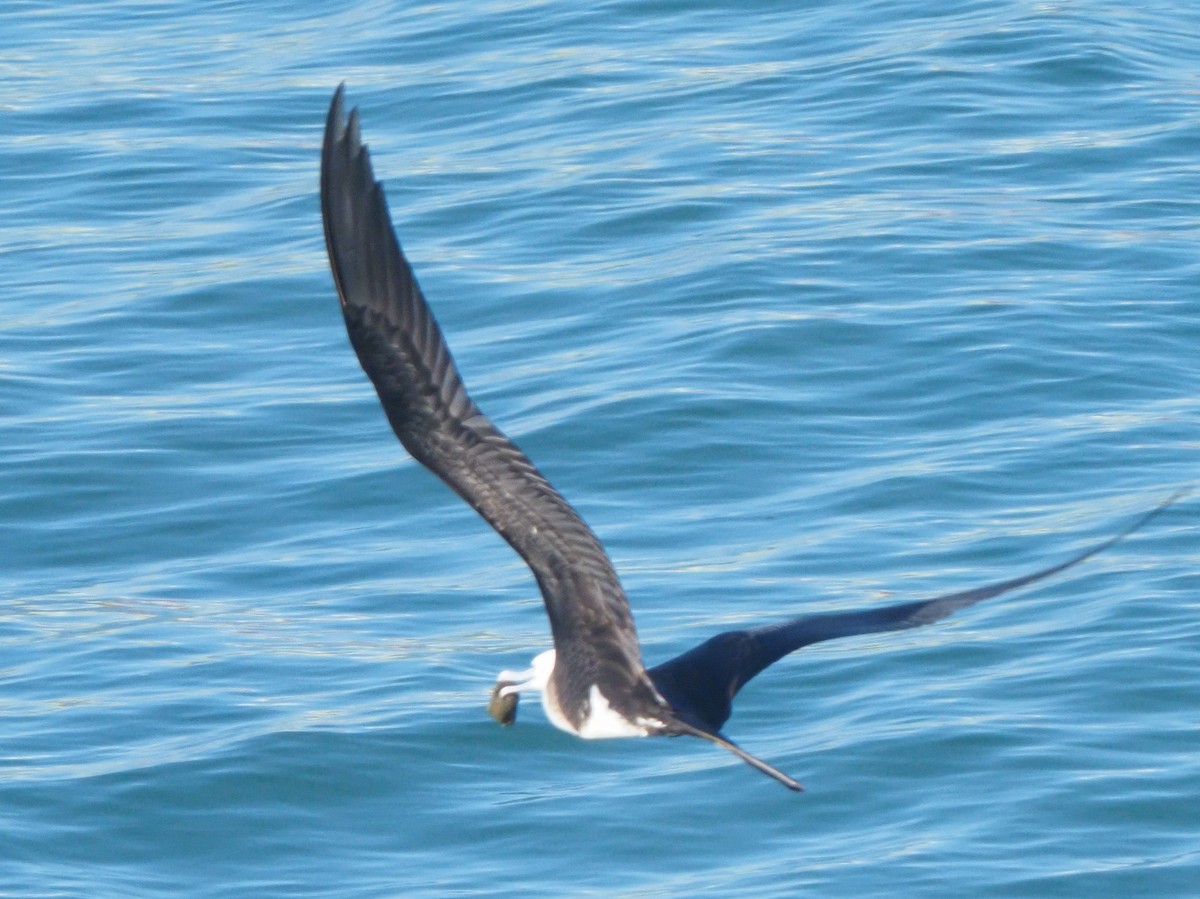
[671,719,804,792]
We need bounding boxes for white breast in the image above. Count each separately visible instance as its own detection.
[575,685,659,739]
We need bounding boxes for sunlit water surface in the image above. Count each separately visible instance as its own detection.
[3,2,1199,896]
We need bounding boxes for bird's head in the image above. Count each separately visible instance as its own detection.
[487,649,556,726]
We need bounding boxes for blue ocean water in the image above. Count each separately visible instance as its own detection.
[3,1,1199,895]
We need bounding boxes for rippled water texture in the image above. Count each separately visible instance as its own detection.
[3,2,1199,896]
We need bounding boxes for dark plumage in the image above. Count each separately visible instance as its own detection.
[320,84,1182,792]
[321,83,669,743]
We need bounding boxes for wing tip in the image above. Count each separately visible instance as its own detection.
[324,82,348,156]
[322,82,368,185]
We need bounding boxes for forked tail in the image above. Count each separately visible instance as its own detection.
[672,719,804,792]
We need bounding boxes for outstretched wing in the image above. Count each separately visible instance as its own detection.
[320,85,649,709]
[648,492,1184,733]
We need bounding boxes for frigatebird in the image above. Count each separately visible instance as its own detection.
[320,84,1180,791]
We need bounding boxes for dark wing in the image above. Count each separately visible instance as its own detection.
[320,85,652,714]
[649,492,1185,733]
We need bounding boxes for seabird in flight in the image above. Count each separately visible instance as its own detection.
[320,84,1182,792]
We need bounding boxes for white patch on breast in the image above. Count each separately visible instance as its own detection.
[576,685,654,739]
[540,682,576,735]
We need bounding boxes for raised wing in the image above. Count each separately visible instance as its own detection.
[320,85,649,711]
[648,492,1184,733]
